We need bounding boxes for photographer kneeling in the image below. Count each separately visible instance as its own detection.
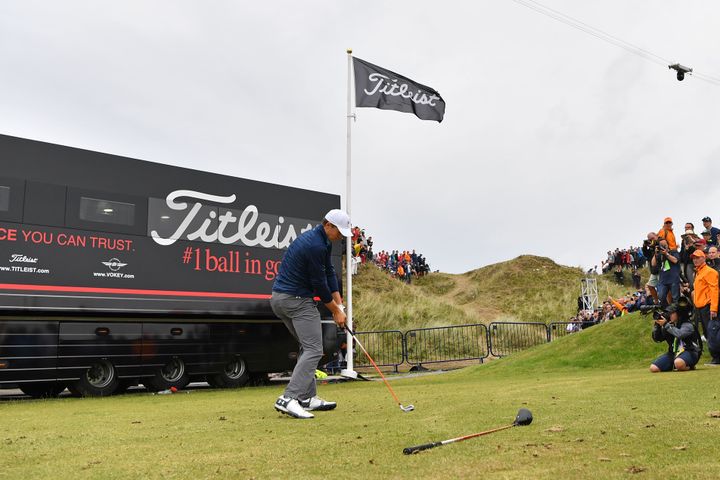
[649,303,702,372]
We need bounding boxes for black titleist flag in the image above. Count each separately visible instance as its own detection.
[353,57,445,123]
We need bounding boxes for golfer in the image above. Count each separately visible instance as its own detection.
[270,209,350,419]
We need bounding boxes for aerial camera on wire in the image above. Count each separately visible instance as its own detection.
[669,63,693,81]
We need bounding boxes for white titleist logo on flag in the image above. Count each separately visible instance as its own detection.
[363,73,441,106]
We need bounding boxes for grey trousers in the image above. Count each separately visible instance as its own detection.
[270,292,322,400]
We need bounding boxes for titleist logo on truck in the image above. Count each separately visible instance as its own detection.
[9,254,38,263]
[150,190,314,249]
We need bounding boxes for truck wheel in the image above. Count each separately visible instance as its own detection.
[143,357,190,392]
[207,356,249,388]
[19,382,67,398]
[71,359,119,397]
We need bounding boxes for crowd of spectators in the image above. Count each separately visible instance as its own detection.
[568,290,649,332]
[572,216,716,332]
[580,217,720,346]
[598,247,646,286]
[639,217,720,314]
[350,226,373,273]
[598,216,720,303]
[348,226,431,283]
[601,247,645,272]
[642,216,720,369]
[373,249,430,283]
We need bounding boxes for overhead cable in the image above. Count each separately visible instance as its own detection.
[510,0,720,86]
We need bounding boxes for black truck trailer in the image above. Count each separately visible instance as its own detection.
[0,134,342,397]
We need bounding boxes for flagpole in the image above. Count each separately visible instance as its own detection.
[342,48,356,378]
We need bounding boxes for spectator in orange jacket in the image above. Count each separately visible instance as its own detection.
[692,249,720,365]
[658,217,677,251]
[608,296,628,315]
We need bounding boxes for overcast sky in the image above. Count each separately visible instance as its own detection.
[2,1,720,273]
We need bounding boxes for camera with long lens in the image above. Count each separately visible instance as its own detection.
[639,305,662,314]
[640,296,692,322]
[639,304,667,321]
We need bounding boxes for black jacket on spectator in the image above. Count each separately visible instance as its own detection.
[643,240,659,274]
[652,319,702,355]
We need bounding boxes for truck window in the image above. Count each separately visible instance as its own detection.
[79,197,135,226]
[0,177,25,223]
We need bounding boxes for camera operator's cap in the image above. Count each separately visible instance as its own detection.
[665,303,679,313]
[703,216,712,222]
[664,217,673,223]
[324,209,352,237]
[691,249,706,258]
[695,238,707,246]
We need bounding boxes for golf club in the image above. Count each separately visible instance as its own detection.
[344,327,415,412]
[402,408,533,454]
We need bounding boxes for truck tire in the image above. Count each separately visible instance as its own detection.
[143,357,190,392]
[207,356,249,388]
[19,382,67,398]
[70,359,119,397]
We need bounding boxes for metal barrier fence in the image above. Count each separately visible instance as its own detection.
[329,320,585,371]
[405,323,488,366]
[488,322,549,357]
[548,322,574,341]
[352,330,405,372]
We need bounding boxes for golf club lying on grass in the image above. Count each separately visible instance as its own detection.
[343,328,415,413]
[402,408,533,454]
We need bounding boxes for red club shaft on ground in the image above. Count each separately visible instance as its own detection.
[403,408,533,454]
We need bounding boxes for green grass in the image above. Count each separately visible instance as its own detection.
[486,311,657,373]
[2,317,720,479]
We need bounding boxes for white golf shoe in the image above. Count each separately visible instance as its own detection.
[299,396,337,411]
[274,396,314,419]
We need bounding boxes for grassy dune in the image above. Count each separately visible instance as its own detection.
[483,311,657,373]
[354,255,643,330]
[351,264,474,331]
[2,316,720,479]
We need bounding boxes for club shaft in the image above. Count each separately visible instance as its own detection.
[349,330,403,406]
[403,424,514,455]
[443,423,514,444]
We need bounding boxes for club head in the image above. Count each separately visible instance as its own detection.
[513,408,533,426]
[400,404,415,412]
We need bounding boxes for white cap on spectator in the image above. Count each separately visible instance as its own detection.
[325,209,352,237]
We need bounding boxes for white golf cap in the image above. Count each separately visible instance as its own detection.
[325,209,351,237]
